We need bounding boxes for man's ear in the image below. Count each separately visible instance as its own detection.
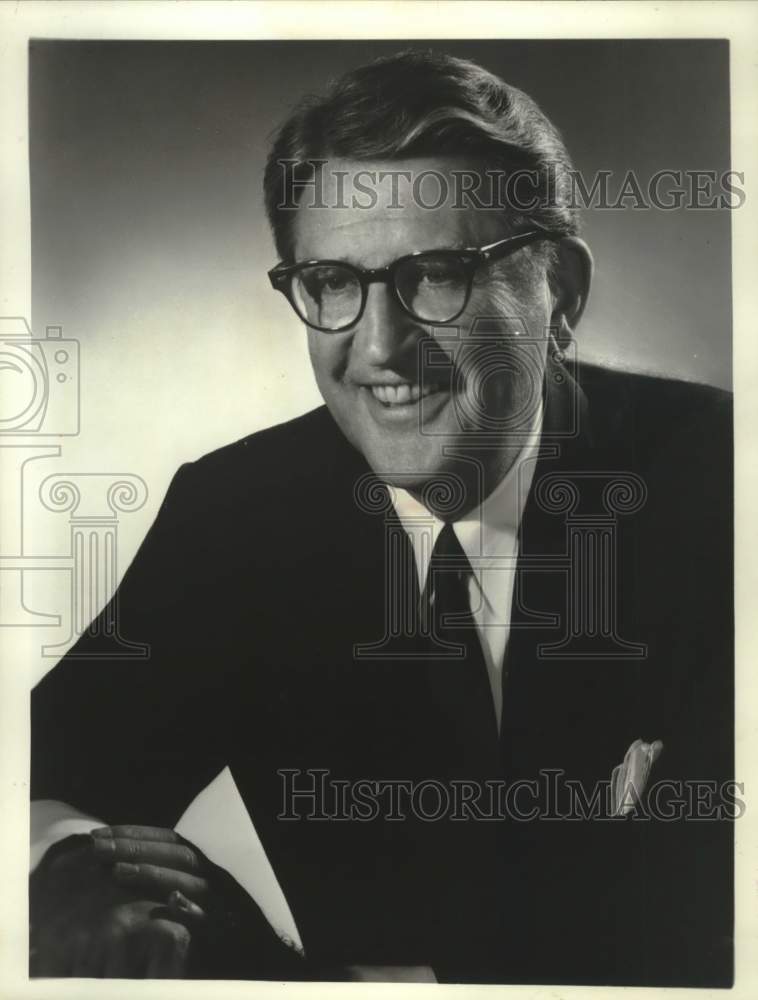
[549,236,593,331]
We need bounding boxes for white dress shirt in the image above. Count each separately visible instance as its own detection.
[390,407,543,731]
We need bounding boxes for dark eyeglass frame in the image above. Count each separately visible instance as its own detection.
[267,228,560,333]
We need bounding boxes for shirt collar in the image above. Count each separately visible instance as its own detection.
[389,403,544,597]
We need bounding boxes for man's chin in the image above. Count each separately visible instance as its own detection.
[379,470,436,492]
[361,446,463,498]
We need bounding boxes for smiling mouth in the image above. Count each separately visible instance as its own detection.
[369,382,445,407]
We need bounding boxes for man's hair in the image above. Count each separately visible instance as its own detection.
[263,49,580,262]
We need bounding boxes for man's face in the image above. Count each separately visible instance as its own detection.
[293,157,555,503]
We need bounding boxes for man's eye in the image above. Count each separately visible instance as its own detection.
[415,261,464,287]
[316,269,352,294]
[301,268,354,301]
[324,274,350,292]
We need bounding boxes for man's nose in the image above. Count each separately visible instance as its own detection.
[351,281,421,368]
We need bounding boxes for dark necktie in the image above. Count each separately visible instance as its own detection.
[409,522,505,974]
[419,521,500,778]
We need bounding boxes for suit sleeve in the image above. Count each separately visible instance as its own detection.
[31,462,229,829]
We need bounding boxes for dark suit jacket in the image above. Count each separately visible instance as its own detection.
[31,356,733,986]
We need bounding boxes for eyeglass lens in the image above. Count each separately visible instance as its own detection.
[291,254,471,330]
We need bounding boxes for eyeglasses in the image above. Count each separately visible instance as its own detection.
[267,228,559,333]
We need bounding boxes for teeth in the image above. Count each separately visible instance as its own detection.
[370,383,440,406]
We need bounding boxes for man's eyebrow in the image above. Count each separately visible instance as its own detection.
[295,243,474,267]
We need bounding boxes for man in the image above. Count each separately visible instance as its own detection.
[30,50,733,984]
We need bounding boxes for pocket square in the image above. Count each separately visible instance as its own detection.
[610,738,663,816]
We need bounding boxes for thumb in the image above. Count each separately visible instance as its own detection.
[167,890,206,925]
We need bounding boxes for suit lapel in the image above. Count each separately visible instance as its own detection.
[503,352,614,784]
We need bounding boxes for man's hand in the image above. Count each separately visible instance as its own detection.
[90,825,212,915]
[30,825,305,979]
[30,832,192,977]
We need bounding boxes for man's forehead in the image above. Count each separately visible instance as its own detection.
[291,156,508,262]
[310,156,507,215]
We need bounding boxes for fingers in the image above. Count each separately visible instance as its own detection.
[112,861,210,902]
[91,915,192,978]
[89,825,210,907]
[91,825,183,844]
[78,909,193,978]
[140,919,192,978]
[92,836,202,873]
